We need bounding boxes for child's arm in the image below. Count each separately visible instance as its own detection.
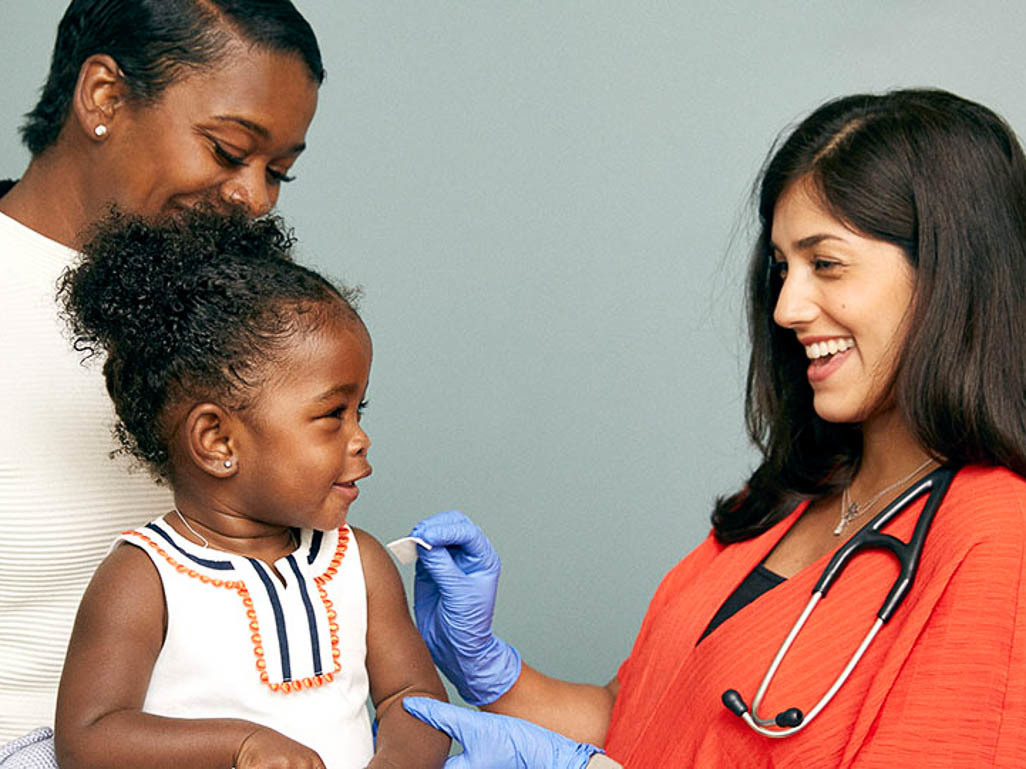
[354,528,451,768]
[54,543,325,769]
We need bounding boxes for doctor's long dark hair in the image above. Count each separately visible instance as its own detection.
[712,89,1026,543]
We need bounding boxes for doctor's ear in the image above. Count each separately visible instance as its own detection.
[72,54,127,142]
[184,403,240,479]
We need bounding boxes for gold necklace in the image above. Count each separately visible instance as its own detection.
[834,458,936,536]
[176,509,210,548]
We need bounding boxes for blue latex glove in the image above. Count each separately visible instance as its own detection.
[411,511,522,705]
[403,697,602,769]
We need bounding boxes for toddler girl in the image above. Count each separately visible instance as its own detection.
[53,209,449,769]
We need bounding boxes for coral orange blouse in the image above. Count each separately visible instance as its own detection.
[604,466,1026,768]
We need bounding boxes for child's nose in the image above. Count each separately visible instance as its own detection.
[351,425,370,456]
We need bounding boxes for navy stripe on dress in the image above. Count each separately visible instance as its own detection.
[307,530,324,565]
[287,554,323,676]
[247,558,292,682]
[145,522,235,571]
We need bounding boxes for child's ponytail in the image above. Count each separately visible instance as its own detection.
[58,207,356,481]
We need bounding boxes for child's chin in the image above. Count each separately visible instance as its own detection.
[314,510,348,532]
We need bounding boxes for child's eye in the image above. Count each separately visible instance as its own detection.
[357,400,369,419]
[322,405,345,420]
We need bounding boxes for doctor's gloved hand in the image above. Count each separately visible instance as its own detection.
[402,697,604,769]
[410,511,522,705]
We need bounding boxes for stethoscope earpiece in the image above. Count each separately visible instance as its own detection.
[775,708,804,728]
[722,690,804,727]
[721,689,748,716]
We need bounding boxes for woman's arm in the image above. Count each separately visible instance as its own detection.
[483,666,618,746]
[410,511,617,744]
[403,698,617,769]
[355,528,451,768]
[55,544,323,769]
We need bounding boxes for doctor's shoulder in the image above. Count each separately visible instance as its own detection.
[918,465,1026,587]
[937,465,1026,538]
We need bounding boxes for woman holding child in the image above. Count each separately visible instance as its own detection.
[0,0,322,742]
[404,89,1026,767]
[4,3,454,766]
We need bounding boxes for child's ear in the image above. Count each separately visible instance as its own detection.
[72,54,127,143]
[184,403,240,479]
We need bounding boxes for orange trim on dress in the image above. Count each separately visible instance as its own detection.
[121,526,350,694]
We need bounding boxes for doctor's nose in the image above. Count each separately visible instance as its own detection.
[772,273,818,329]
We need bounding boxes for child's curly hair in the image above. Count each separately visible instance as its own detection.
[58,207,361,482]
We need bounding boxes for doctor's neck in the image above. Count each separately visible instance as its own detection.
[854,409,937,490]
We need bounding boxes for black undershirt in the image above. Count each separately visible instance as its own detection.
[697,563,786,643]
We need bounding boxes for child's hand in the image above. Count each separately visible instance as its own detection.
[235,726,326,769]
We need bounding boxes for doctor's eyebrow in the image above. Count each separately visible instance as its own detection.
[771,234,848,253]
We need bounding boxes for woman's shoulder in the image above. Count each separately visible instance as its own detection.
[933,464,1026,548]
[947,464,1026,509]
[646,530,727,596]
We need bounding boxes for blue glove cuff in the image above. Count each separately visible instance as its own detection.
[457,637,523,706]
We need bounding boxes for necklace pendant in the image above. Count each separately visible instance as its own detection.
[834,502,860,535]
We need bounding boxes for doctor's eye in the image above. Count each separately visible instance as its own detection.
[769,259,788,280]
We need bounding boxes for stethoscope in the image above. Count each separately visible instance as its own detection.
[721,466,955,738]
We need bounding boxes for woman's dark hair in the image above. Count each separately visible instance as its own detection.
[712,88,1026,543]
[58,207,361,482]
[21,0,324,155]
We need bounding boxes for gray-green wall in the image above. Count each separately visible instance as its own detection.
[4,1,1025,698]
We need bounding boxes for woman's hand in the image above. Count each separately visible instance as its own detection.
[234,727,326,769]
[411,511,522,705]
[402,698,604,769]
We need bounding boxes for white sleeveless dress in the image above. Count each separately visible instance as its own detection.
[116,519,374,769]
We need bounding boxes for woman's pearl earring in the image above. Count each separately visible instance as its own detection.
[224,459,234,469]
[93,124,108,137]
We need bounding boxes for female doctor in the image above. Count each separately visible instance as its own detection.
[402,89,1026,767]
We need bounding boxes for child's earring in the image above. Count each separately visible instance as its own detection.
[223,459,234,469]
[93,124,108,138]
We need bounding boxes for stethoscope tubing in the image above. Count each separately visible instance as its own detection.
[724,466,956,738]
[747,615,884,737]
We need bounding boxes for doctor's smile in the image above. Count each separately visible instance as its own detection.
[800,335,855,382]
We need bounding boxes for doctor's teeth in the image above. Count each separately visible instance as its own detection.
[804,338,854,359]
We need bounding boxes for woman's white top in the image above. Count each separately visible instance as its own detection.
[117,519,373,768]
[0,211,172,740]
